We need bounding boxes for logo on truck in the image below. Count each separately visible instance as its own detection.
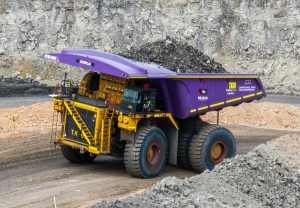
[228,81,237,89]
[198,89,208,101]
[226,81,237,95]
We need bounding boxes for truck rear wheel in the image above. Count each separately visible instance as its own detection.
[189,124,236,172]
[124,126,168,178]
[177,118,208,169]
[61,145,96,164]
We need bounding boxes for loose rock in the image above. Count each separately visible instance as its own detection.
[120,37,226,73]
[93,134,300,208]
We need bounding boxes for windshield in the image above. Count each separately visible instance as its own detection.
[123,89,141,103]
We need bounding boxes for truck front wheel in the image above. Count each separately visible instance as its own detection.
[61,145,96,164]
[189,124,236,172]
[124,126,168,178]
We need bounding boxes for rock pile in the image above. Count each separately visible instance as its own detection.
[0,76,52,96]
[93,134,300,208]
[120,38,226,73]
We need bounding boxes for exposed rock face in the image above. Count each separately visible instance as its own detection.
[0,0,300,95]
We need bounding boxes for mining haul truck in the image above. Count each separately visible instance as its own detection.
[44,50,266,178]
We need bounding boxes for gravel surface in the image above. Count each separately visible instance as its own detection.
[0,124,295,208]
[120,37,226,73]
[93,134,300,208]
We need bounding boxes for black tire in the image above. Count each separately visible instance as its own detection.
[177,118,208,169]
[124,126,168,178]
[189,124,236,172]
[61,145,96,164]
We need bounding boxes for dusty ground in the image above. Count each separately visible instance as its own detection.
[0,125,297,208]
[0,102,52,133]
[0,99,299,207]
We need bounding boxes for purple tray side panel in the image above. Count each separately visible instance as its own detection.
[167,77,265,119]
[166,80,190,118]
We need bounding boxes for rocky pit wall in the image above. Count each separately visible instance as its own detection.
[1,0,300,95]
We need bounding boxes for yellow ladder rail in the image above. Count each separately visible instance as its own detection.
[64,101,93,145]
[100,108,115,153]
[50,110,60,159]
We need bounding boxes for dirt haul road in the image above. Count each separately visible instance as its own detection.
[0,99,299,208]
[0,125,298,208]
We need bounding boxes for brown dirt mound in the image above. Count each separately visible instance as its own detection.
[0,102,53,134]
[202,102,300,131]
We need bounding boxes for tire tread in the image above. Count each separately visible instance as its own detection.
[124,126,167,178]
[177,118,208,169]
[189,124,232,172]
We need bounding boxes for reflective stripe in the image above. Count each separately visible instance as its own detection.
[210,102,224,108]
[198,106,208,111]
[243,94,255,99]
[226,97,242,103]
[130,76,148,79]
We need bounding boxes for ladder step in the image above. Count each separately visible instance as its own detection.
[67,102,94,141]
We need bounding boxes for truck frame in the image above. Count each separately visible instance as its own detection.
[45,50,266,178]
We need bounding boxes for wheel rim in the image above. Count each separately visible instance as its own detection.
[210,140,227,164]
[146,142,161,166]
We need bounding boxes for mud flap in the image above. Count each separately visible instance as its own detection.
[159,122,178,166]
[166,127,178,166]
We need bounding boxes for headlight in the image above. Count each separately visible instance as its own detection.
[118,115,123,122]
[123,116,129,124]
